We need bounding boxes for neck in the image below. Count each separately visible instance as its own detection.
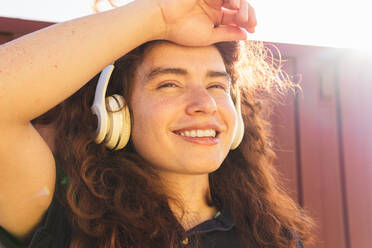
[159,171,217,231]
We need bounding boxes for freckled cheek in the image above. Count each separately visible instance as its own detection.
[217,99,237,131]
[132,97,178,136]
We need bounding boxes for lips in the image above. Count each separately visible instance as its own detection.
[171,125,222,145]
[173,133,219,145]
[172,124,222,134]
[175,129,218,138]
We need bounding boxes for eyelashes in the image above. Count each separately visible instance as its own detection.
[157,82,229,91]
[208,84,228,91]
[157,82,178,89]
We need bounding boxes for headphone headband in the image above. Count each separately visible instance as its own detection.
[91,64,114,144]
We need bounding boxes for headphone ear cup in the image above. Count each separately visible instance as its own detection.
[230,110,244,150]
[230,89,244,150]
[104,95,124,150]
[112,94,131,150]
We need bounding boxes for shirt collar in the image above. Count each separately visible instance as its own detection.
[186,210,234,235]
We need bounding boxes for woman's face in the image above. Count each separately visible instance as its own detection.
[129,41,237,176]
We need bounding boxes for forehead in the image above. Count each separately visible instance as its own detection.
[136,42,226,79]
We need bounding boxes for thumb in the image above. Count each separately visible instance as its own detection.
[209,25,248,43]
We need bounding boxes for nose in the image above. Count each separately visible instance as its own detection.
[185,87,217,115]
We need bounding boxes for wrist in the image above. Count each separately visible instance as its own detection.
[136,0,168,42]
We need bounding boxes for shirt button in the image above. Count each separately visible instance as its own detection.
[182,237,189,245]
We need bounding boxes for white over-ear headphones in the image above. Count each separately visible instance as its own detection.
[230,88,244,150]
[91,64,244,150]
[91,64,131,150]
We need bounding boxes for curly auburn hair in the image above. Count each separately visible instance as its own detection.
[32,40,314,248]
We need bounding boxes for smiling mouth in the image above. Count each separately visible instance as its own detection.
[173,129,220,138]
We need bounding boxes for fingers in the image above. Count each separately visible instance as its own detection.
[221,9,237,25]
[210,25,247,43]
[246,3,257,33]
[235,0,248,25]
[220,0,257,33]
[222,0,240,10]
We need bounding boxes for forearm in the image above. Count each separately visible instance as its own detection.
[0,0,165,124]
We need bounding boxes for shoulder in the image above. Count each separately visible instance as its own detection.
[0,188,72,248]
[27,193,72,248]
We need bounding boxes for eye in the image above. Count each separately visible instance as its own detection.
[157,82,178,89]
[208,84,228,91]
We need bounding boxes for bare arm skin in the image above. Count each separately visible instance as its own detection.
[0,0,256,240]
[0,0,165,124]
[0,0,164,239]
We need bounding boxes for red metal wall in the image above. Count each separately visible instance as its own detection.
[271,43,372,248]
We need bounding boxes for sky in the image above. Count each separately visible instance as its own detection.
[0,0,370,51]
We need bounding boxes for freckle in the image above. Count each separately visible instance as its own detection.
[54,64,58,69]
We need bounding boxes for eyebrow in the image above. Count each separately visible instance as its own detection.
[145,67,231,82]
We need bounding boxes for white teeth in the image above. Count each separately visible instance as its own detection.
[197,130,203,137]
[178,129,217,138]
[190,130,196,137]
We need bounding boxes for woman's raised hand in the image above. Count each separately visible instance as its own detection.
[155,0,257,46]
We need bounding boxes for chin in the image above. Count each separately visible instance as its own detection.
[181,160,223,175]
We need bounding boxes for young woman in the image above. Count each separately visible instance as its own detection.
[0,0,314,247]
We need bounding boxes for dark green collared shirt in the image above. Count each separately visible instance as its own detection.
[0,198,304,248]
